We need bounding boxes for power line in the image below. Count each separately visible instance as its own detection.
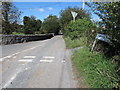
[82,0,85,10]
[18,2,62,10]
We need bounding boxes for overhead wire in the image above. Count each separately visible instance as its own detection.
[18,2,62,10]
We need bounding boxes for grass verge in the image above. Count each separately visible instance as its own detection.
[63,36,87,49]
[12,32,25,35]
[72,48,119,88]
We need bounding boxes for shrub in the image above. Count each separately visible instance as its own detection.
[64,18,97,40]
[63,18,98,48]
[64,36,87,49]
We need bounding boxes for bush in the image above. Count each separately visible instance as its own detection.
[64,36,87,49]
[63,19,97,44]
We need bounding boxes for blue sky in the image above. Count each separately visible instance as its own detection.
[13,2,101,23]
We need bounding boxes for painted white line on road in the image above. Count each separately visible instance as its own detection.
[23,56,36,59]
[25,67,30,70]
[3,69,21,88]
[40,60,53,63]
[61,60,66,63]
[43,56,55,59]
[30,47,36,49]
[0,44,43,62]
[3,56,11,59]
[0,59,2,62]
[19,59,33,62]
[1,52,19,62]
[3,74,17,88]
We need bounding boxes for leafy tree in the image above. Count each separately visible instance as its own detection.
[59,7,91,29]
[86,2,120,42]
[23,15,42,34]
[41,15,60,35]
[35,19,42,32]
[2,2,21,34]
[23,16,31,34]
[64,19,97,40]
[0,5,1,34]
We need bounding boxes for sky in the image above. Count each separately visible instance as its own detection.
[13,2,101,23]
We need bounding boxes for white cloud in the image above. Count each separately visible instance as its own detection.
[48,7,53,10]
[38,8,45,12]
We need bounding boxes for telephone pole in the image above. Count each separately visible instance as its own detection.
[82,0,85,10]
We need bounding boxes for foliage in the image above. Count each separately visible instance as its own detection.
[86,2,120,43]
[40,15,60,35]
[23,15,42,34]
[72,48,119,88]
[0,15,2,34]
[63,36,87,49]
[64,19,97,46]
[2,2,21,34]
[12,32,24,35]
[59,7,91,30]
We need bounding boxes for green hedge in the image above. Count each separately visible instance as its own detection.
[63,18,97,40]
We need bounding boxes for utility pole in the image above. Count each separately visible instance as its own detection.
[82,0,85,10]
[71,11,78,22]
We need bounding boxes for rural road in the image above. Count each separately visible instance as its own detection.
[0,35,77,88]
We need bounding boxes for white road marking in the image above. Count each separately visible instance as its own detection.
[40,60,53,63]
[0,59,2,62]
[61,60,66,63]
[3,69,21,88]
[19,59,33,62]
[0,44,43,62]
[23,56,36,59]
[43,56,55,59]
[25,67,30,70]
[3,74,17,88]
[3,56,11,59]
[0,52,19,62]
[30,47,36,49]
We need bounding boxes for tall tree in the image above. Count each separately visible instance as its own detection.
[2,2,21,34]
[23,15,42,34]
[23,16,32,34]
[0,7,2,34]
[86,2,120,42]
[35,19,42,32]
[41,15,60,35]
[59,7,91,28]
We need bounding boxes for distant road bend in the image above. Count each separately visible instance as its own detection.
[0,35,77,88]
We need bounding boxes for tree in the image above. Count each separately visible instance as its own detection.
[23,16,32,34]
[59,7,91,29]
[41,15,60,35]
[86,2,120,42]
[23,16,42,34]
[64,19,97,40]
[0,13,2,34]
[2,2,21,34]
[35,19,42,32]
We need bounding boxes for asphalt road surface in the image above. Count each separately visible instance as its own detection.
[0,35,77,88]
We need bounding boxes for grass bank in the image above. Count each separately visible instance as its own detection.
[64,37,119,88]
[64,36,87,49]
[12,32,25,35]
[72,48,119,88]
